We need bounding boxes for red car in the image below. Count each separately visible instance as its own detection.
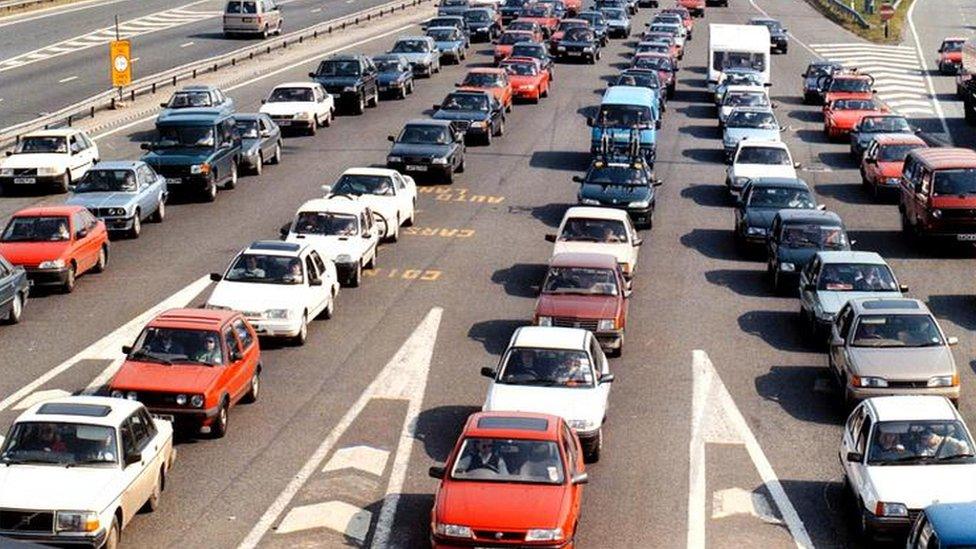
[548,18,588,52]
[678,0,704,17]
[459,68,514,112]
[937,37,965,75]
[505,19,546,42]
[822,73,875,105]
[518,3,559,37]
[494,30,536,64]
[641,32,681,62]
[110,308,261,438]
[0,205,109,293]
[824,98,889,139]
[630,52,677,98]
[860,134,928,198]
[661,6,694,35]
[428,411,586,548]
[501,57,550,102]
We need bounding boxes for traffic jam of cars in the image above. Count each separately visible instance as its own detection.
[0,0,976,546]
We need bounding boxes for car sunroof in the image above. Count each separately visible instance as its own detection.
[862,299,919,310]
[477,416,548,431]
[37,403,112,417]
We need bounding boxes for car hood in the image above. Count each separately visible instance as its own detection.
[0,465,118,511]
[777,246,820,268]
[847,346,955,378]
[435,481,570,529]
[579,182,650,204]
[111,360,223,393]
[0,241,70,267]
[495,44,514,56]
[553,241,633,266]
[286,234,364,261]
[240,139,262,155]
[815,290,902,315]
[560,39,595,47]
[591,127,656,143]
[803,76,823,90]
[485,383,606,422]
[438,6,468,15]
[66,192,137,209]
[942,52,962,62]
[875,161,906,178]
[142,149,211,165]
[854,131,911,147]
[731,163,797,180]
[467,21,492,29]
[0,153,68,169]
[433,109,490,122]
[259,102,317,115]
[312,75,359,87]
[207,281,303,312]
[390,142,451,157]
[724,127,780,144]
[509,74,541,87]
[866,464,976,509]
[535,293,618,318]
[435,39,464,49]
[396,52,434,63]
[378,72,408,84]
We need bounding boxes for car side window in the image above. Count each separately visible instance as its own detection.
[127,413,151,451]
[305,255,319,282]
[232,319,254,350]
[138,165,156,186]
[0,261,8,277]
[224,327,241,361]
[81,210,97,230]
[139,408,158,440]
[361,211,371,235]
[120,421,137,457]
[920,170,932,195]
[561,424,579,474]
[589,336,608,375]
[838,307,854,340]
[855,415,872,455]
[68,136,82,154]
[310,250,327,274]
[846,405,864,442]
[394,173,406,190]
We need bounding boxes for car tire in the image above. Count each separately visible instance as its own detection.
[58,172,71,194]
[62,264,76,294]
[5,292,24,325]
[141,470,163,513]
[388,215,400,242]
[93,246,108,273]
[271,142,282,164]
[484,127,492,145]
[308,118,318,136]
[128,213,141,239]
[369,88,379,107]
[211,400,229,439]
[204,180,218,202]
[584,429,602,463]
[541,84,549,98]
[495,117,505,137]
[355,93,366,115]
[407,80,415,95]
[320,291,336,319]
[457,155,465,173]
[150,200,165,223]
[253,154,263,175]
[104,518,120,549]
[224,162,238,190]
[242,371,260,403]
[293,312,308,346]
[349,262,362,287]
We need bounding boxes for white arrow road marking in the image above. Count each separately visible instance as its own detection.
[238,307,442,549]
[687,350,813,549]
[13,389,72,410]
[323,445,391,477]
[712,487,782,524]
[275,500,372,539]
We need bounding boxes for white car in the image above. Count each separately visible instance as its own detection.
[206,240,339,346]
[284,197,381,287]
[718,84,771,127]
[0,129,99,193]
[726,139,799,196]
[323,167,417,241]
[481,326,614,462]
[0,396,175,548]
[545,207,642,281]
[259,82,335,136]
[841,396,976,542]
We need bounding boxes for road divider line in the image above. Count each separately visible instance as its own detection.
[58,75,78,83]
[906,0,951,140]
[179,41,195,48]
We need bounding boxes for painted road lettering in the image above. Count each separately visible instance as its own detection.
[417,186,505,204]
[363,268,443,281]
[402,227,475,238]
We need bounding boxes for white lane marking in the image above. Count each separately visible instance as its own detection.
[0,276,211,413]
[13,389,72,410]
[712,487,782,524]
[311,7,322,11]
[131,57,140,63]
[58,75,78,83]
[95,22,421,140]
[906,0,951,139]
[810,43,913,50]
[275,500,372,539]
[688,350,813,549]
[746,0,819,58]
[179,41,195,48]
[323,445,390,477]
[238,307,442,549]
[0,0,132,29]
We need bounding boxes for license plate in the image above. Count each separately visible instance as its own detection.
[152,414,175,423]
[406,165,427,171]
[13,177,35,184]
[378,86,388,91]
[568,51,581,56]
[166,178,182,185]
[242,17,254,22]
[957,234,976,241]
[276,119,291,126]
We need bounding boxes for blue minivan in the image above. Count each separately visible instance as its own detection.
[907,502,976,548]
[588,86,659,164]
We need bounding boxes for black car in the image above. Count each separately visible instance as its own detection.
[767,210,850,293]
[511,42,555,80]
[614,68,666,112]
[749,17,788,53]
[386,119,466,184]
[801,61,843,104]
[734,177,818,249]
[574,156,662,229]
[577,10,609,45]
[463,8,500,42]
[309,54,379,114]
[555,27,601,63]
[499,0,528,22]
[371,54,415,99]
[0,253,28,325]
[432,90,506,145]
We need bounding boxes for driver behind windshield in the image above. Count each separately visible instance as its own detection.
[295,212,358,236]
[76,170,137,193]
[561,219,626,242]
[443,94,488,111]
[228,255,266,279]
[542,266,619,296]
[501,348,593,386]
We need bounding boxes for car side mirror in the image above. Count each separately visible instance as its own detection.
[387,135,396,142]
[572,175,584,183]
[793,162,802,169]
[865,158,877,165]
[309,278,323,286]
[159,102,168,108]
[308,72,316,78]
[432,103,441,110]
[210,272,223,282]
[600,373,615,383]
[816,204,826,211]
[76,229,88,239]
[480,366,496,378]
[429,465,446,479]
[230,350,243,362]
[321,184,332,195]
[652,178,663,187]
[779,126,787,133]
[544,233,557,242]
[124,451,141,467]
[260,130,271,138]
[803,283,816,292]
[845,452,863,463]
[363,231,372,240]
[454,82,461,87]
[633,237,643,246]
[260,99,267,104]
[122,345,132,354]
[831,335,844,347]
[454,132,464,142]
[140,143,151,151]
[899,284,909,293]
[4,151,11,157]
[771,102,779,109]
[947,336,959,346]
[279,223,291,238]
[586,116,594,127]
[571,472,589,484]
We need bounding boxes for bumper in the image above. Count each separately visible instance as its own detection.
[595,329,624,350]
[848,384,960,403]
[248,317,303,338]
[771,38,788,50]
[274,118,316,130]
[0,529,107,548]
[939,61,962,74]
[513,87,541,99]
[146,404,221,420]
[378,81,406,94]
[914,228,976,242]
[861,509,913,538]
[223,24,265,34]
[738,228,768,245]
[161,173,214,190]
[0,174,67,188]
[409,62,434,75]
[432,537,573,548]
[463,125,491,138]
[24,267,70,287]
[387,161,452,177]
[608,26,629,37]
[99,215,136,232]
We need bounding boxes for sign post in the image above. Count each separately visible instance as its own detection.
[109,16,131,104]
[879,3,895,39]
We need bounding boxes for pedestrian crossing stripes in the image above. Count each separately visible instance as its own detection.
[0,6,222,73]
[810,42,936,117]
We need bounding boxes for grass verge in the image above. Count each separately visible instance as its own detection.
[803,0,915,44]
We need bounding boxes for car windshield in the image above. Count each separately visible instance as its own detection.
[725,92,769,108]
[167,91,212,108]
[754,19,781,31]
[234,119,260,139]
[559,217,628,243]
[13,136,67,154]
[933,169,976,196]
[75,169,138,193]
[1,216,70,242]
[224,253,304,285]
[722,72,763,87]
[599,104,654,128]
[852,314,944,347]
[130,327,225,365]
[558,20,585,31]
[817,263,897,291]
[522,5,549,16]
[334,174,395,196]
[504,0,527,6]
[713,51,766,72]
[542,266,619,296]
[462,73,504,87]
[268,87,314,102]
[226,1,257,14]
[442,0,466,5]
[464,10,490,21]
[858,116,910,133]
[428,28,457,40]
[0,422,118,467]
[375,58,405,72]
[867,420,975,465]
[634,56,672,71]
[512,44,543,58]
[649,24,675,33]
[877,144,923,162]
[442,93,489,111]
[833,99,877,110]
[563,28,592,41]
[637,44,669,54]
[392,39,428,53]
[806,64,838,78]
[737,147,790,165]
[727,110,777,129]
[293,211,359,236]
[499,32,529,44]
[397,124,450,144]
[617,72,660,88]
[747,187,814,209]
[503,62,538,76]
[780,224,847,249]
[601,8,624,18]
[579,13,604,25]
[587,165,646,186]
[830,78,872,92]
[943,40,964,53]
[153,126,215,148]
[317,60,360,76]
[451,438,565,484]
[499,347,594,386]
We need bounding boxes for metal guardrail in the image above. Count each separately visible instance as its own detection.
[822,0,871,28]
[0,0,432,149]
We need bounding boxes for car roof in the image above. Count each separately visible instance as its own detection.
[467,67,506,74]
[739,139,788,149]
[12,205,86,217]
[148,308,239,330]
[748,16,777,23]
[909,147,976,170]
[156,108,230,125]
[447,89,494,99]
[89,160,144,170]
[404,118,453,128]
[563,206,630,222]
[943,36,967,42]
[725,85,766,93]
[871,133,926,146]
[833,73,872,81]
[550,251,618,269]
[243,240,306,257]
[865,395,959,422]
[21,128,83,138]
[848,297,930,316]
[602,85,654,105]
[502,29,535,35]
[775,209,842,225]
[511,326,589,351]
[396,35,432,41]
[16,395,143,427]
[428,25,461,32]
[341,167,399,177]
[462,411,561,441]
[746,177,809,189]
[729,106,773,114]
[925,502,976,543]
[809,60,843,67]
[815,250,887,265]
[297,197,367,215]
[326,53,363,60]
[179,84,219,92]
[275,81,319,89]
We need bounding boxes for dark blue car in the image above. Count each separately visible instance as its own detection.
[766,209,849,293]
[0,253,28,324]
[372,54,415,99]
[909,502,976,549]
[574,155,661,229]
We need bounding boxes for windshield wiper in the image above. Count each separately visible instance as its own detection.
[936,453,975,462]
[129,349,172,366]
[66,458,114,468]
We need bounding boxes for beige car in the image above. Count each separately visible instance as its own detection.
[828,297,960,408]
[223,0,283,38]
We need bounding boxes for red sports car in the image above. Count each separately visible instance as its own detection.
[501,57,550,102]
[822,73,875,105]
[860,134,928,198]
[937,37,965,75]
[824,98,890,139]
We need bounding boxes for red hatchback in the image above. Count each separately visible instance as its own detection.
[429,411,586,548]
[0,205,109,293]
[860,134,927,199]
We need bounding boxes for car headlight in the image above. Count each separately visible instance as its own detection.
[387,155,402,163]
[108,207,127,217]
[265,309,291,320]
[928,374,958,388]
[525,528,564,541]
[38,259,65,269]
[815,310,835,322]
[557,46,566,51]
[579,197,600,206]
[294,112,313,120]
[0,168,13,176]
[335,254,354,264]
[190,163,210,175]
[434,523,473,538]
[55,511,99,533]
[431,157,448,165]
[597,319,615,331]
[931,209,942,219]
[779,262,795,272]
[343,86,357,92]
[126,391,138,400]
[175,394,188,406]
[885,177,900,186]
[537,316,553,327]
[568,419,598,431]
[37,166,62,175]
[110,390,124,398]
[190,394,205,408]
[746,227,767,236]
[855,376,888,388]
[583,46,594,52]
[875,502,908,517]
[470,121,487,128]
[629,199,650,208]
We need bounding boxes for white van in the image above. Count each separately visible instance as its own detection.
[707,23,770,92]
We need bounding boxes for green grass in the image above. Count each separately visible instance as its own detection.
[804,0,915,44]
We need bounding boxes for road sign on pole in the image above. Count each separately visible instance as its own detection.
[110,39,131,88]
[878,3,895,21]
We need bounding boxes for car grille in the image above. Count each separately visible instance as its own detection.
[886,380,929,389]
[552,316,599,330]
[9,168,37,176]
[401,156,432,165]
[938,208,976,220]
[132,391,185,408]
[88,207,120,218]
[153,165,191,178]
[473,530,525,542]
[0,509,54,533]
[269,115,294,124]
[452,120,472,132]
[323,85,346,94]
[564,45,587,52]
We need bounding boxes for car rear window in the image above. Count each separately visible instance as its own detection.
[226,1,258,14]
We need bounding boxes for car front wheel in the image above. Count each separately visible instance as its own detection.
[584,429,602,463]
[211,400,229,439]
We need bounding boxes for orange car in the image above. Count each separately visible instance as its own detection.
[428,411,586,548]
[937,36,965,75]
[661,6,693,35]
[501,57,550,102]
[0,205,109,293]
[860,134,928,198]
[110,308,261,438]
[505,19,546,42]
[494,30,536,64]
[678,0,704,17]
[822,73,875,105]
[458,68,514,112]
[824,97,889,139]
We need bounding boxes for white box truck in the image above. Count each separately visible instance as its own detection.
[707,23,770,92]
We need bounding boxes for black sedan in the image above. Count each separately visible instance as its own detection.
[0,253,28,324]
[386,119,466,184]
[766,209,849,293]
[733,177,818,251]
[574,157,662,229]
[432,90,506,145]
[372,54,416,99]
[749,17,789,53]
[554,28,601,63]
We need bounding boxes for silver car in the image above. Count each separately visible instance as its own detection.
[223,0,283,38]
[828,298,960,408]
[65,161,168,239]
[389,36,441,77]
